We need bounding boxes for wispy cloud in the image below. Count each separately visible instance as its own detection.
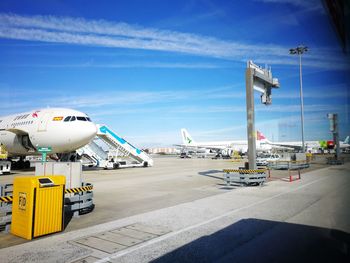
[169,103,348,114]
[274,88,348,99]
[52,91,186,109]
[0,13,346,69]
[257,103,349,113]
[255,0,323,12]
[0,83,242,110]
[1,81,347,116]
[0,61,228,69]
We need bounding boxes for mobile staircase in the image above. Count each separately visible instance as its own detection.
[95,125,153,168]
[76,139,108,168]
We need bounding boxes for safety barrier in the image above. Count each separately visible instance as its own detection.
[288,169,301,182]
[267,160,309,170]
[0,184,13,232]
[0,184,94,203]
[65,185,93,194]
[224,169,266,173]
[0,183,94,232]
[0,196,13,203]
[223,169,267,186]
[266,160,308,183]
[64,183,94,215]
[326,157,344,165]
[267,168,301,182]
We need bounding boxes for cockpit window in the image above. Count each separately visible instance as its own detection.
[65,116,91,122]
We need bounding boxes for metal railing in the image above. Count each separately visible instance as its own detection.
[267,160,309,170]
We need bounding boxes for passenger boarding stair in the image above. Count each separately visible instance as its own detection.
[96,125,153,167]
[76,139,108,167]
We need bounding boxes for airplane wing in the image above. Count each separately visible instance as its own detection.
[196,145,227,151]
[269,142,300,150]
[173,144,186,147]
[174,144,224,151]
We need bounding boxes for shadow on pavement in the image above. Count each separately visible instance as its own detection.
[198,170,224,180]
[151,218,350,263]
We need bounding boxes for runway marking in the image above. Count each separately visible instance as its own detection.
[95,172,333,262]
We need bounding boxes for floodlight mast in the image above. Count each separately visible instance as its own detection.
[290,45,308,152]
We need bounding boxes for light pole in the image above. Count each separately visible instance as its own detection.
[290,45,308,153]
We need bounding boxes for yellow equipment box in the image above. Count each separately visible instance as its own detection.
[0,144,8,159]
[11,176,65,240]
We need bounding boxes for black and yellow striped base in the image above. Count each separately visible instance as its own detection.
[0,185,94,203]
[0,196,13,203]
[65,185,93,194]
[223,169,266,174]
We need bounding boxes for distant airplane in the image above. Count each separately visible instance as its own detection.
[258,131,350,152]
[0,108,97,157]
[178,128,272,154]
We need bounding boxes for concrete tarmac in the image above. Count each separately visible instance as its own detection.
[0,157,239,248]
[0,156,349,262]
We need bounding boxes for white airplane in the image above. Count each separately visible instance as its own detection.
[0,108,97,157]
[178,128,272,154]
[259,131,350,152]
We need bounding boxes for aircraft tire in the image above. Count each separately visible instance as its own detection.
[24,161,30,169]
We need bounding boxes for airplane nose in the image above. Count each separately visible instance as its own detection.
[70,122,97,147]
[83,123,97,141]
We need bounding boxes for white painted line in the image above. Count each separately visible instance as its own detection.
[96,172,332,262]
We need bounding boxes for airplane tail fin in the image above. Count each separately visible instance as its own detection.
[181,128,195,145]
[257,131,270,143]
[344,136,349,144]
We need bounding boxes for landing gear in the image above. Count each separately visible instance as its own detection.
[21,135,36,152]
[57,152,78,162]
[11,157,30,169]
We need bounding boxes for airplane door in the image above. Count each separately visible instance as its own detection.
[37,112,50,132]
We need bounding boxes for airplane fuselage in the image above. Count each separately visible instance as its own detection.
[185,140,271,153]
[268,140,350,151]
[0,108,97,156]
[179,128,272,154]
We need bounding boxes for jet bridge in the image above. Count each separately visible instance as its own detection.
[96,125,153,167]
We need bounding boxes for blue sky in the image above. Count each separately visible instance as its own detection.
[0,0,349,147]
